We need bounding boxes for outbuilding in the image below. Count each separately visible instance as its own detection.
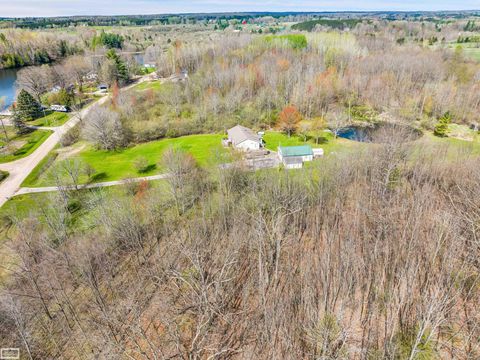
[278,145,314,169]
[227,125,263,151]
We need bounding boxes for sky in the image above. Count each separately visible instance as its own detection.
[1,0,479,18]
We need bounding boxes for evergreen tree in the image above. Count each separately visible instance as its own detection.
[105,49,129,84]
[15,89,41,122]
[12,113,29,135]
[434,112,451,137]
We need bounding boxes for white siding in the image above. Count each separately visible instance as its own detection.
[236,139,261,151]
[285,162,303,169]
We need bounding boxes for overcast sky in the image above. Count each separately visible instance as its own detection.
[1,0,479,17]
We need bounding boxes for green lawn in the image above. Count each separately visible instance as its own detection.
[133,81,162,91]
[30,112,70,127]
[414,132,480,160]
[0,129,52,163]
[25,134,229,187]
[445,42,480,61]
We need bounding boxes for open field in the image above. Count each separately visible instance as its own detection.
[23,133,229,186]
[132,81,162,91]
[0,128,52,163]
[445,42,480,61]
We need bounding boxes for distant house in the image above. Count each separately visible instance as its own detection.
[84,71,98,81]
[144,63,156,69]
[227,125,263,151]
[169,70,188,83]
[278,145,314,169]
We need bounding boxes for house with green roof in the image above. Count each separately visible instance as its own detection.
[278,145,314,169]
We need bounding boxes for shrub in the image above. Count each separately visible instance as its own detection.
[434,112,451,137]
[133,156,150,173]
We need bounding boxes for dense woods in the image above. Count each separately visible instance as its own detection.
[1,12,480,359]
[1,135,480,358]
[96,29,480,146]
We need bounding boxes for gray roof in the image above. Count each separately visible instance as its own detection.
[228,125,261,145]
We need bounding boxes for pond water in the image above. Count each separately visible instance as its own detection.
[0,68,19,111]
[337,123,422,143]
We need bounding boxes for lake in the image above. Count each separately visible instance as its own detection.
[0,68,19,111]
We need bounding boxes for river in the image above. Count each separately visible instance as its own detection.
[0,68,19,111]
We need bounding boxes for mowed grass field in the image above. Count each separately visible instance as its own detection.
[24,133,229,186]
[30,111,70,127]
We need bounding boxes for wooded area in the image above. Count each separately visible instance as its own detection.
[1,12,480,359]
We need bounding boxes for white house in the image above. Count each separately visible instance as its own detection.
[227,125,263,151]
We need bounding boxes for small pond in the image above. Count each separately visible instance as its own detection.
[336,123,422,143]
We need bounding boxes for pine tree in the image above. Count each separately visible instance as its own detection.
[15,89,41,122]
[434,112,451,137]
[11,112,29,135]
[106,49,129,84]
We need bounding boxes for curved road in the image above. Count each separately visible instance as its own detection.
[0,76,150,208]
[0,97,107,207]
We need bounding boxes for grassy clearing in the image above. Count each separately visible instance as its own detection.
[0,128,52,163]
[26,134,228,186]
[445,42,480,61]
[133,81,162,91]
[22,149,59,187]
[30,111,69,127]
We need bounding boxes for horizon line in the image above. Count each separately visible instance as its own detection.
[2,9,480,20]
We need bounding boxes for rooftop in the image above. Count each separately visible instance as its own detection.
[278,145,313,157]
[228,125,261,144]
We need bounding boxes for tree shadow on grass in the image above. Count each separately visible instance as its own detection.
[90,172,108,182]
[138,164,157,174]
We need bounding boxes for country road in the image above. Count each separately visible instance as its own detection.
[0,77,149,208]
[15,173,169,196]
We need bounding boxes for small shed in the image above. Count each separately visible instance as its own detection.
[278,145,314,169]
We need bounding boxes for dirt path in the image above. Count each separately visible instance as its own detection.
[0,76,150,208]
[15,173,169,196]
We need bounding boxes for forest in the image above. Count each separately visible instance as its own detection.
[0,12,480,360]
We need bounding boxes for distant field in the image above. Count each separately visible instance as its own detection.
[133,81,162,91]
[446,42,480,61]
[291,18,364,32]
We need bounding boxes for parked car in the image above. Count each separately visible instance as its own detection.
[50,104,70,112]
